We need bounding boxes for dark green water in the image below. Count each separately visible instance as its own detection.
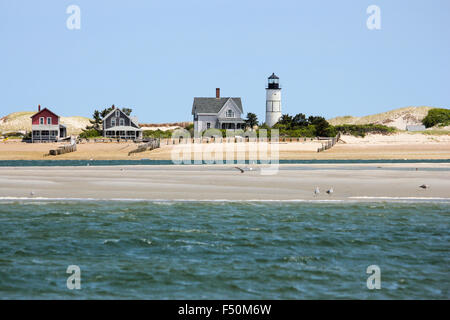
[0,201,449,299]
[1,159,450,166]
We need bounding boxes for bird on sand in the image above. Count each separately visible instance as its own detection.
[326,188,334,195]
[234,167,244,173]
[314,187,320,195]
[30,191,35,197]
[419,184,429,189]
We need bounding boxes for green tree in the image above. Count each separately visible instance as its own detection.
[245,112,258,130]
[308,116,330,136]
[292,113,308,128]
[278,114,293,127]
[87,110,103,132]
[122,108,133,116]
[101,105,115,118]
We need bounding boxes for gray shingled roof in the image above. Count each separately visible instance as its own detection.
[192,98,243,115]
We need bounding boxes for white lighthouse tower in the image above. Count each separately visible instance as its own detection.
[265,73,282,127]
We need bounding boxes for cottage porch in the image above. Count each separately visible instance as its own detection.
[104,127,143,140]
[218,118,246,130]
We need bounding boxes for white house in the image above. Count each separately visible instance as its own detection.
[192,88,245,132]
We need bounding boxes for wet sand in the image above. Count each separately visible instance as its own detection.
[0,164,449,201]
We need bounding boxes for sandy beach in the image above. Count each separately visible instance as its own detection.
[1,163,449,201]
[1,133,450,160]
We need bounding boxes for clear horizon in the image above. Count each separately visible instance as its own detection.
[1,0,449,123]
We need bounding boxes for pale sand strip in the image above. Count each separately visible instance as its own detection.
[0,164,449,201]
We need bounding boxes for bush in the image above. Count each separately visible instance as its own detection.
[333,124,395,137]
[79,129,102,139]
[422,108,450,128]
[143,129,173,139]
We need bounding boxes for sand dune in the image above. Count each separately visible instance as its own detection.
[0,111,91,135]
[328,106,435,130]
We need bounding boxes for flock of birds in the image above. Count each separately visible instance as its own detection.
[26,169,432,198]
[233,166,431,196]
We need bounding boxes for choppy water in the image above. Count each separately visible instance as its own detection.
[0,201,448,299]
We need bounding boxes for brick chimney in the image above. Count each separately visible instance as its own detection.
[216,88,220,99]
[38,104,41,111]
[112,104,115,110]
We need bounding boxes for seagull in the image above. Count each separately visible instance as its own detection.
[30,191,35,197]
[314,187,320,195]
[326,188,334,195]
[419,184,429,189]
[234,166,244,173]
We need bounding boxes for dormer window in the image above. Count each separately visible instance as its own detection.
[226,109,235,118]
[47,117,52,125]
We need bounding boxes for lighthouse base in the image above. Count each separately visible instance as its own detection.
[265,112,281,128]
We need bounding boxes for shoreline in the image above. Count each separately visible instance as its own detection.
[1,196,450,203]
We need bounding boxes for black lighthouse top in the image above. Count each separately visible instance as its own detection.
[267,73,280,89]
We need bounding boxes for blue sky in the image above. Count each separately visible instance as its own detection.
[0,0,449,123]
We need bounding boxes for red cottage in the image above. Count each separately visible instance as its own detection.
[31,105,67,142]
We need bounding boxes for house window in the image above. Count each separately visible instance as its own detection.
[40,117,44,125]
[207,122,211,129]
[111,119,116,127]
[47,117,52,125]
[119,119,125,126]
[226,110,234,118]
[116,110,120,117]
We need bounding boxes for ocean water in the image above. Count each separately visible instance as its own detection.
[1,159,450,167]
[0,200,448,299]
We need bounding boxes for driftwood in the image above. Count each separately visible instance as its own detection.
[49,144,77,156]
[128,139,160,156]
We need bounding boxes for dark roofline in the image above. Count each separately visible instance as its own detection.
[30,107,60,119]
[268,73,279,79]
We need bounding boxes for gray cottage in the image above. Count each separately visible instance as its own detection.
[103,107,143,139]
[192,88,245,132]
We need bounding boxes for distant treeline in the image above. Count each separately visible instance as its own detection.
[142,114,396,139]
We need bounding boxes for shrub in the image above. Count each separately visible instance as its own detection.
[79,129,102,139]
[422,108,450,128]
[143,129,173,139]
[333,124,395,137]
[4,132,25,138]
